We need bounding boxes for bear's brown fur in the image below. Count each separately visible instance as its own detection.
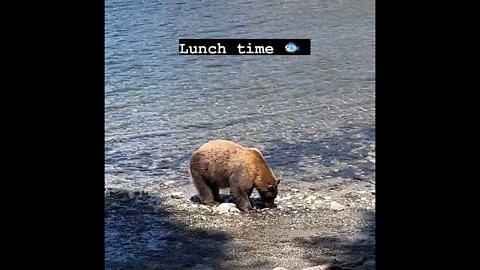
[189,140,279,212]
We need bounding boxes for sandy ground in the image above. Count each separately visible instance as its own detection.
[105,177,375,270]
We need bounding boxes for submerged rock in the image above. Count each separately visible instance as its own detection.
[105,188,146,200]
[127,192,136,199]
[193,264,215,270]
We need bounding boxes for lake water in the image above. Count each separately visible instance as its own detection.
[105,0,375,190]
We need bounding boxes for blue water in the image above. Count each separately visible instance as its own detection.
[105,0,375,189]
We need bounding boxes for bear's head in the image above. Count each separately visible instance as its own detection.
[248,147,280,208]
[257,171,280,208]
[258,183,278,208]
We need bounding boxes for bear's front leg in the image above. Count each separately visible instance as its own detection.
[230,186,254,213]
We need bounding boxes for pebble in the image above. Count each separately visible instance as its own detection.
[330,201,346,211]
[170,192,184,199]
[127,192,137,199]
[291,188,299,192]
[213,203,239,214]
[198,205,212,211]
[163,180,176,186]
[306,195,317,201]
[324,196,332,201]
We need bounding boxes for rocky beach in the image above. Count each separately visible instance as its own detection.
[105,175,375,270]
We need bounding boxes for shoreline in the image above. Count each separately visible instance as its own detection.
[105,177,375,269]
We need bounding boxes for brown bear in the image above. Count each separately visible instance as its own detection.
[189,140,279,212]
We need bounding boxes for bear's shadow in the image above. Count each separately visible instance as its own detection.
[190,194,268,209]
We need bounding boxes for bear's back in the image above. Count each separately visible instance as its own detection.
[194,140,242,160]
[199,140,243,151]
[192,140,271,170]
[191,140,244,172]
[194,140,268,166]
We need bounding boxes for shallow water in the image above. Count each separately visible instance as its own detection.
[105,0,375,189]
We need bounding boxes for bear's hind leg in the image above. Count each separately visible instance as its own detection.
[196,181,217,206]
[207,184,224,203]
[190,170,217,206]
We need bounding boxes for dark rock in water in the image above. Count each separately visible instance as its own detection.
[105,187,130,195]
[192,264,215,270]
[105,188,147,201]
